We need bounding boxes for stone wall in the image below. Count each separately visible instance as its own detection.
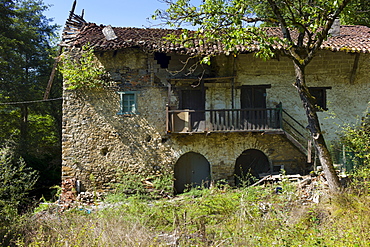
[62,88,178,191]
[170,132,306,182]
[62,48,369,191]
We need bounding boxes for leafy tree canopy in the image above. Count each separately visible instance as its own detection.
[0,0,61,199]
[0,0,58,103]
[342,0,370,26]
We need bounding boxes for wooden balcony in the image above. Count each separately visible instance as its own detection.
[166,107,283,133]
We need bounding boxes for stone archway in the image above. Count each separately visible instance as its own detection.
[234,149,270,186]
[174,152,211,193]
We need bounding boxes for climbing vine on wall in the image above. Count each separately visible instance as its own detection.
[59,45,109,90]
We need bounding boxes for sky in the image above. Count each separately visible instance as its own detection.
[42,0,170,32]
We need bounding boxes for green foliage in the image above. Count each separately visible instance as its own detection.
[0,146,38,219]
[59,45,109,90]
[7,179,370,246]
[0,145,38,246]
[341,0,370,27]
[106,171,174,202]
[0,0,58,102]
[349,165,370,195]
[340,105,370,170]
[0,106,20,142]
[0,0,62,199]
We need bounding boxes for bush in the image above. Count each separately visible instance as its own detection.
[0,145,38,244]
[340,105,370,170]
[59,45,109,90]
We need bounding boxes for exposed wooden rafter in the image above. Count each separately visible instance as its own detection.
[60,0,87,48]
[44,0,87,99]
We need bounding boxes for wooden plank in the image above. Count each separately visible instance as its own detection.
[62,34,78,39]
[251,175,272,187]
[66,20,83,26]
[307,139,312,163]
[227,110,231,130]
[43,46,62,100]
[166,104,169,133]
[70,0,77,16]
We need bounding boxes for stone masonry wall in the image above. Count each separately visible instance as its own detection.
[62,48,369,191]
[62,88,177,191]
[170,132,306,182]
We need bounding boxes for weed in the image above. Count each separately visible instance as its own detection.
[8,172,370,246]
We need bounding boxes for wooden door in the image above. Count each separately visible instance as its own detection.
[174,152,211,193]
[240,86,268,129]
[181,90,205,131]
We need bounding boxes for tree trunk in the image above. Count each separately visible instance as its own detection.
[293,62,341,192]
[19,103,28,156]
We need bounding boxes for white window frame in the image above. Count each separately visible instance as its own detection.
[117,91,139,115]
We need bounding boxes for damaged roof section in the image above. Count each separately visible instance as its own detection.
[61,6,370,55]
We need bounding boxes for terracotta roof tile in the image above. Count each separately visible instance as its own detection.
[66,22,370,54]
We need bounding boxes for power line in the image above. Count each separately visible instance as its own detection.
[0,97,63,105]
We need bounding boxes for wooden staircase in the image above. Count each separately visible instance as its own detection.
[281,109,314,164]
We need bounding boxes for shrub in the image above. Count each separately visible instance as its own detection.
[340,105,370,170]
[59,44,109,90]
[0,145,38,244]
[0,146,38,218]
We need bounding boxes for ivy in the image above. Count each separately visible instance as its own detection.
[59,45,109,90]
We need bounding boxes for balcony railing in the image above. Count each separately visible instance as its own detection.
[166,107,283,133]
[166,105,314,163]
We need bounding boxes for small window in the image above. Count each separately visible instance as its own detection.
[308,87,331,111]
[117,91,139,115]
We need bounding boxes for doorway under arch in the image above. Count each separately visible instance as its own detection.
[234,149,270,186]
[174,152,211,193]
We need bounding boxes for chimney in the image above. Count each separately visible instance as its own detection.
[328,18,340,36]
[102,25,117,41]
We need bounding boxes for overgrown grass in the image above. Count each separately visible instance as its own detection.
[3,168,370,246]
[8,189,368,245]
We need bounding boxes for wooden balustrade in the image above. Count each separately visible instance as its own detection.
[167,108,282,133]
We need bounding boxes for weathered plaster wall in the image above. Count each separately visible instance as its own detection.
[62,48,369,191]
[223,51,370,145]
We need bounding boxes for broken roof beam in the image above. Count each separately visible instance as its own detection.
[69,0,77,18]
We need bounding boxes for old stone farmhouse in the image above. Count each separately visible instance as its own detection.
[60,8,370,193]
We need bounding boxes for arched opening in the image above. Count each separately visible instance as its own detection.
[174,152,211,194]
[234,149,270,186]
